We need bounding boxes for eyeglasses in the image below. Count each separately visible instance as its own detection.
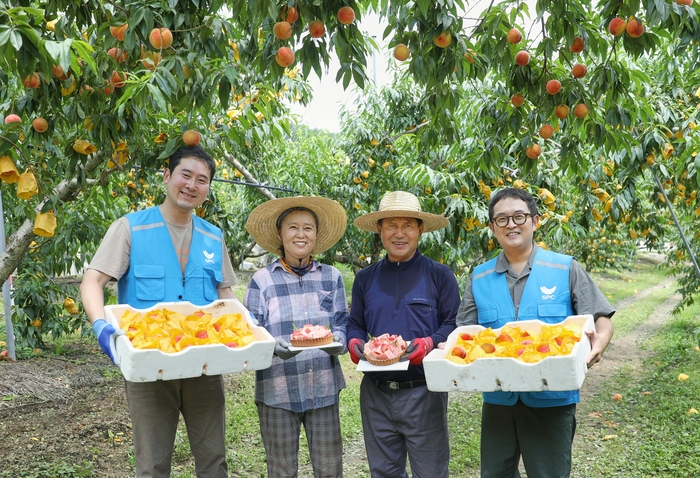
[491,213,532,228]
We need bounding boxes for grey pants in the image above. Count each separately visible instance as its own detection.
[359,375,450,478]
[125,375,228,478]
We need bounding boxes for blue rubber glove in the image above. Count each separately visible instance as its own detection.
[402,337,434,365]
[248,312,259,326]
[274,338,302,360]
[92,319,125,366]
[323,333,345,356]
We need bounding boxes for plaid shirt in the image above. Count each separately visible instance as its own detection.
[244,259,348,412]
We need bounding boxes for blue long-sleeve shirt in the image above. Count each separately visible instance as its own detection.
[347,250,460,382]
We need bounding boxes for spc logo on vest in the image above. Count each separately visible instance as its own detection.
[540,285,556,301]
[203,250,215,264]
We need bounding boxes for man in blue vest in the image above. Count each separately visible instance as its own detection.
[456,187,614,478]
[80,145,237,478]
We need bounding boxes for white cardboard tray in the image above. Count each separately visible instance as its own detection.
[288,341,342,352]
[423,315,594,392]
[104,299,275,382]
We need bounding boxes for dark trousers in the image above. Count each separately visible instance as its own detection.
[360,375,450,478]
[481,400,576,478]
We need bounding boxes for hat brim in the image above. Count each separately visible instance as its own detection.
[246,196,348,256]
[353,210,449,233]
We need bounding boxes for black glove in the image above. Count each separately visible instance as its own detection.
[274,338,302,360]
[323,333,345,356]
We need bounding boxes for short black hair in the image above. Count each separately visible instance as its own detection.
[167,145,216,183]
[488,188,538,221]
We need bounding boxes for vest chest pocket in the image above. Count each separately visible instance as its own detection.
[134,264,165,301]
[537,304,568,319]
[477,308,500,328]
[317,290,334,313]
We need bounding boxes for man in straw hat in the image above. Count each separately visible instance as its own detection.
[456,187,614,477]
[80,145,237,477]
[347,190,460,478]
[244,195,349,478]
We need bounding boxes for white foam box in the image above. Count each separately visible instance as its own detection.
[104,299,275,382]
[423,315,595,392]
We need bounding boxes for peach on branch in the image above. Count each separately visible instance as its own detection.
[571,63,587,78]
[275,46,295,67]
[675,0,693,5]
[433,31,452,48]
[515,50,530,66]
[526,144,542,159]
[506,28,522,44]
[337,6,356,25]
[546,79,561,95]
[555,104,570,119]
[570,36,585,52]
[539,124,554,139]
[111,70,127,88]
[511,93,525,107]
[183,129,201,146]
[609,17,627,36]
[110,23,128,41]
[393,43,410,61]
[308,20,325,38]
[281,6,298,23]
[574,103,589,118]
[32,117,48,132]
[464,49,477,64]
[103,79,114,95]
[273,21,293,40]
[5,114,22,124]
[626,17,644,38]
[149,27,173,49]
[108,47,128,63]
[23,73,40,88]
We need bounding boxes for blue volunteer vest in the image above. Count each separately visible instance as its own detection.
[472,248,578,407]
[117,207,223,308]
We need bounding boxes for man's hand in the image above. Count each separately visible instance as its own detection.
[348,338,365,364]
[274,338,302,360]
[402,337,434,365]
[586,316,614,368]
[92,319,125,366]
[323,334,345,356]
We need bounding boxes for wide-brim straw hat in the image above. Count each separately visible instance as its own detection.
[353,191,449,232]
[246,196,347,256]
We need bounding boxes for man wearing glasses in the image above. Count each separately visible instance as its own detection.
[455,187,615,478]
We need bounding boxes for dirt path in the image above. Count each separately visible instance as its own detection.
[579,276,678,396]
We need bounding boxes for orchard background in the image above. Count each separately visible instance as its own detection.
[2,0,700,352]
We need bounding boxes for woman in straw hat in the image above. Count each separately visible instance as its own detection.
[347,191,460,478]
[244,196,349,478]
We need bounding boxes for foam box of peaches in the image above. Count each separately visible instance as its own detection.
[423,315,594,392]
[105,299,275,382]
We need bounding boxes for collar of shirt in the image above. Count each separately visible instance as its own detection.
[495,242,539,277]
[383,249,423,269]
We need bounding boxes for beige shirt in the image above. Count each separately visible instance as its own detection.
[88,215,237,288]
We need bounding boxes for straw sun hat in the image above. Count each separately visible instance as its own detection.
[353,191,449,233]
[246,196,348,256]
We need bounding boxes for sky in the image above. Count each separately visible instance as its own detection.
[288,1,537,132]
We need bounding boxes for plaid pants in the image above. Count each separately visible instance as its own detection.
[257,400,343,478]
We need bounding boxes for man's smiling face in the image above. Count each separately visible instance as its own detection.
[489,197,539,254]
[377,217,423,263]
